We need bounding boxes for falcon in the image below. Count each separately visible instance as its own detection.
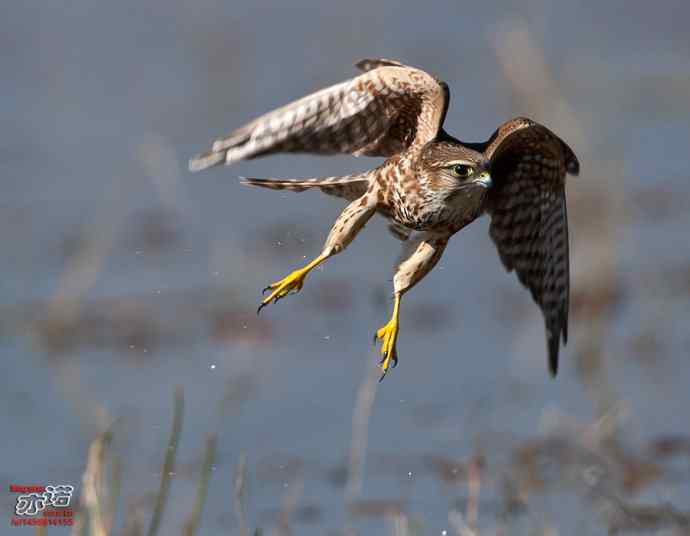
[190,58,579,380]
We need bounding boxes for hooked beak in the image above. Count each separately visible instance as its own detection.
[473,170,492,189]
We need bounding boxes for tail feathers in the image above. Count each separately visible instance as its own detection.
[240,174,369,200]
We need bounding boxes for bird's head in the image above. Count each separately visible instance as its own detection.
[419,141,492,199]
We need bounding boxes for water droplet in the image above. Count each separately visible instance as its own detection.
[583,465,603,486]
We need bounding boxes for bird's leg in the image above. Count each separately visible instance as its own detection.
[258,194,375,313]
[375,233,449,380]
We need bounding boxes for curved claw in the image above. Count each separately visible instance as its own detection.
[373,316,400,379]
[377,352,398,382]
[257,262,315,314]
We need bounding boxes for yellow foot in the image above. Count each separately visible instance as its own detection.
[374,294,402,381]
[374,318,399,381]
[257,267,309,314]
[257,254,327,314]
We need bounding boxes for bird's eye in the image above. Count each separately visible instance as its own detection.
[451,164,473,178]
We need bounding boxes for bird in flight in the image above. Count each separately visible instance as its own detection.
[190,58,579,380]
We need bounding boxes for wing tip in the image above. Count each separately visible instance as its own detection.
[547,312,568,377]
[188,151,225,172]
[548,340,559,377]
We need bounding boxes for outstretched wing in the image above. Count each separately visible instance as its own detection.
[190,59,448,171]
[484,118,579,376]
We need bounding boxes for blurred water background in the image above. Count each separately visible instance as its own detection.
[2,1,690,534]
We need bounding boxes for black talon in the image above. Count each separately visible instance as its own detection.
[262,286,272,295]
[257,302,267,315]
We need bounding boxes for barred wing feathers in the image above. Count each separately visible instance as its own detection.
[484,118,579,376]
[190,59,448,171]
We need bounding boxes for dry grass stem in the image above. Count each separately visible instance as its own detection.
[146,386,184,536]
[72,431,114,536]
[345,358,380,503]
[183,434,217,536]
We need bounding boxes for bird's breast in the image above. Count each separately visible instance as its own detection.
[390,185,486,234]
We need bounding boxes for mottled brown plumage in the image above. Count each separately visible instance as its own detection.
[190,59,579,378]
